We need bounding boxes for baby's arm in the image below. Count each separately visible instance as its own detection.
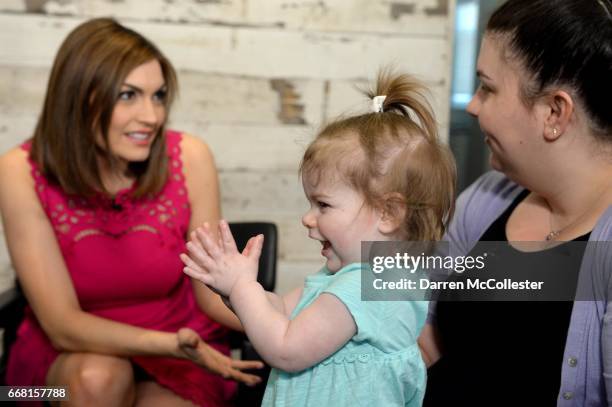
[230,281,355,372]
[182,221,355,371]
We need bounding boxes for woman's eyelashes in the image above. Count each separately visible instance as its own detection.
[118,89,136,101]
[117,88,167,103]
[153,89,167,102]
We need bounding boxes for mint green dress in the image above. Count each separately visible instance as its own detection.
[261,263,428,406]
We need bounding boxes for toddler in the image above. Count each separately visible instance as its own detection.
[182,70,456,406]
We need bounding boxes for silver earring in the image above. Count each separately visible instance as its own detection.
[552,128,558,136]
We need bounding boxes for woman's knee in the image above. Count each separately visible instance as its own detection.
[48,353,135,406]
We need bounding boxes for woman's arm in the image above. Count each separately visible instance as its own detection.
[0,147,261,383]
[180,133,243,331]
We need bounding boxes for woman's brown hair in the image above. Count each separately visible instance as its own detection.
[300,70,456,241]
[31,18,178,198]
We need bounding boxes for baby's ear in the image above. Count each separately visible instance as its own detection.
[378,193,406,236]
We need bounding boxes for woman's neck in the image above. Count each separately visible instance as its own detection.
[523,157,612,230]
[96,156,133,196]
[506,156,612,242]
[517,126,612,218]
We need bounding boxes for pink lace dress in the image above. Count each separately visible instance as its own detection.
[6,131,236,406]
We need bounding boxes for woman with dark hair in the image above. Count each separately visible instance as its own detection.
[0,18,261,406]
[420,0,612,405]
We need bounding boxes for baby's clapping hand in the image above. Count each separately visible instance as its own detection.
[181,220,263,298]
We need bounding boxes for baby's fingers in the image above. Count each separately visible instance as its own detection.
[196,226,223,259]
[185,242,216,270]
[189,230,207,253]
[183,265,214,286]
[202,222,224,250]
[242,236,256,257]
[246,234,264,261]
[179,253,206,272]
[219,220,239,253]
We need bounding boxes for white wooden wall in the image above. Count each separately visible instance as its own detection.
[0,0,455,294]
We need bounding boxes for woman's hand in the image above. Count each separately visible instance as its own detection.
[181,220,263,298]
[176,327,263,386]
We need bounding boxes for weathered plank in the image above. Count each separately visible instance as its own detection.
[0,219,14,293]
[219,170,306,215]
[1,0,454,36]
[0,114,38,153]
[86,0,245,26]
[0,13,450,81]
[276,260,324,294]
[186,124,312,171]
[247,0,452,36]
[171,71,325,126]
[0,66,49,117]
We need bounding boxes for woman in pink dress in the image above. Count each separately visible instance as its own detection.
[0,18,261,406]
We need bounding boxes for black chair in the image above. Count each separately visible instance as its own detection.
[228,222,277,406]
[0,221,277,406]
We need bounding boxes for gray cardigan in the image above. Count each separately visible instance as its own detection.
[430,171,612,406]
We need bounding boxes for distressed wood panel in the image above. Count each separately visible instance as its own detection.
[0,0,239,18]
[186,124,312,171]
[0,0,453,36]
[273,216,321,261]
[0,114,38,154]
[276,260,324,294]
[0,266,14,295]
[171,72,325,126]
[0,15,81,67]
[219,171,306,215]
[0,0,27,13]
[207,27,448,81]
[0,66,49,117]
[86,0,245,25]
[247,0,452,36]
[0,218,14,294]
[0,14,450,81]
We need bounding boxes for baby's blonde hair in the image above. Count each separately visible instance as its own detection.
[300,70,456,241]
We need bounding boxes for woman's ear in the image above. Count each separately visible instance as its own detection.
[378,193,406,236]
[543,90,574,141]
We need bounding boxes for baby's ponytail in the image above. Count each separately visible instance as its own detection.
[366,70,438,144]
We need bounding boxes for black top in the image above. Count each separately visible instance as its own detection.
[424,190,590,407]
